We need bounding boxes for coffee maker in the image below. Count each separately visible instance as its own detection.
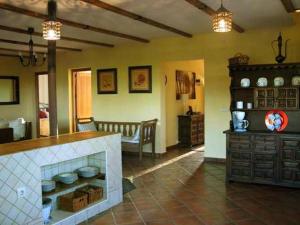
[232,111,249,132]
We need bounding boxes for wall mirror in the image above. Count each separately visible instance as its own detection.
[0,76,20,105]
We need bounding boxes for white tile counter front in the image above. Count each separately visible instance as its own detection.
[0,132,123,225]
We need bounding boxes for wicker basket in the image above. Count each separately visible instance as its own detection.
[76,185,103,204]
[229,53,249,65]
[58,191,88,212]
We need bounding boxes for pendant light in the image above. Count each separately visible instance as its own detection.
[212,0,232,32]
[42,0,62,40]
[19,27,46,67]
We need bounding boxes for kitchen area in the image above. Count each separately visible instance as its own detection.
[0,131,123,225]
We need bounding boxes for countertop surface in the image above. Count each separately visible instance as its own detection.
[223,130,300,135]
[0,131,116,157]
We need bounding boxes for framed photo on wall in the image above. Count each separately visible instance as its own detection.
[128,66,152,93]
[97,68,117,94]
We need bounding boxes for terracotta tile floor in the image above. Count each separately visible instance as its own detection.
[83,147,300,225]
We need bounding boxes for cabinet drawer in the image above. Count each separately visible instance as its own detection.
[231,168,251,177]
[254,135,276,142]
[230,135,251,143]
[254,162,274,169]
[282,140,300,149]
[254,153,275,161]
[232,161,251,168]
[230,143,251,151]
[231,152,251,160]
[282,161,299,170]
[254,169,274,179]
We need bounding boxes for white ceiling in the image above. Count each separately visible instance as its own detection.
[0,0,298,55]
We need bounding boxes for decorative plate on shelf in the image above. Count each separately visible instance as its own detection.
[265,110,288,132]
[292,76,300,86]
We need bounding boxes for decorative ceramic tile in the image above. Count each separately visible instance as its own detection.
[0,133,122,225]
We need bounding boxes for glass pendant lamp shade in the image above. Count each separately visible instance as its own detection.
[212,1,232,32]
[42,0,62,40]
[42,20,62,40]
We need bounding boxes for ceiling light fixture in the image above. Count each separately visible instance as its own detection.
[42,0,62,40]
[212,0,232,32]
[19,27,46,67]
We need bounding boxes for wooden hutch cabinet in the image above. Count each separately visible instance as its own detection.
[225,63,300,188]
[178,114,204,147]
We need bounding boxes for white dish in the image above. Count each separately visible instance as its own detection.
[77,166,99,178]
[240,78,250,87]
[42,180,55,192]
[257,77,268,87]
[292,76,300,86]
[54,173,78,184]
[274,77,284,87]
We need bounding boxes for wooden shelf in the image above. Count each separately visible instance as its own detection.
[42,173,105,197]
[230,108,300,111]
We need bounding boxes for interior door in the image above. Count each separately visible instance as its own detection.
[72,69,92,132]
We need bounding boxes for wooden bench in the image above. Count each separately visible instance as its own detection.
[76,118,158,160]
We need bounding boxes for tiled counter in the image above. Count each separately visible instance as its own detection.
[0,131,123,225]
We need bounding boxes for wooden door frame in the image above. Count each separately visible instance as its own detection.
[71,68,91,132]
[35,71,48,138]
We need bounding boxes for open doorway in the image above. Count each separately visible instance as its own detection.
[162,59,205,149]
[35,72,50,137]
[71,68,92,132]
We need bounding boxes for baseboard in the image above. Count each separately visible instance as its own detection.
[204,157,226,163]
[166,144,179,150]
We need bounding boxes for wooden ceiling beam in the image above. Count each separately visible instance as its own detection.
[0,53,22,58]
[0,24,114,48]
[184,0,245,33]
[0,2,149,43]
[281,0,296,12]
[0,38,82,51]
[80,0,192,38]
[0,47,46,54]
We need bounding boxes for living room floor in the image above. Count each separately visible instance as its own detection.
[83,147,300,225]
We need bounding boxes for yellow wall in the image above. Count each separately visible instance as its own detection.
[1,16,299,158]
[162,59,204,147]
[0,57,38,137]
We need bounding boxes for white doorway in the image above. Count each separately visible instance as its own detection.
[162,59,205,148]
[36,72,50,137]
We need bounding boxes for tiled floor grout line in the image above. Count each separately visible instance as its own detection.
[127,193,147,225]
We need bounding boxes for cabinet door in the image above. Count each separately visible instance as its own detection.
[279,138,300,186]
[228,134,252,181]
[253,135,277,182]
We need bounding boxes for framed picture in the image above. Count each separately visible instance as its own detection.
[97,68,117,94]
[128,66,152,93]
[175,70,196,100]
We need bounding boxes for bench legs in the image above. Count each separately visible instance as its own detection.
[139,143,143,160]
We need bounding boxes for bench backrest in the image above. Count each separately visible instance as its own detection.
[76,117,158,145]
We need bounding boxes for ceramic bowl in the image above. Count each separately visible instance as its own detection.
[76,166,99,178]
[240,78,250,87]
[274,77,284,87]
[257,77,268,87]
[42,180,55,192]
[292,76,300,86]
[54,173,78,184]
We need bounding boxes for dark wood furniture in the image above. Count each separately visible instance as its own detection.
[0,128,13,143]
[76,117,158,160]
[225,62,300,188]
[0,122,32,144]
[178,114,204,147]
[225,131,300,187]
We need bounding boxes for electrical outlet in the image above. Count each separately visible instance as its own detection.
[17,187,26,198]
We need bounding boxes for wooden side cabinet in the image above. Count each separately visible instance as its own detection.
[178,114,204,147]
[225,130,300,188]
